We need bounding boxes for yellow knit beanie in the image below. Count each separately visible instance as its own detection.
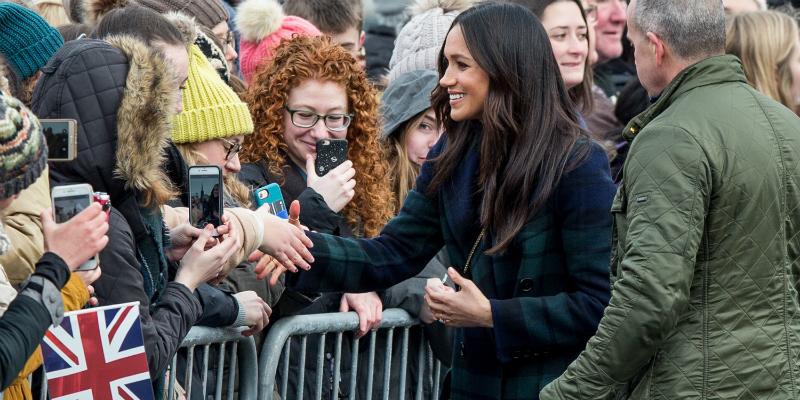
[172,44,253,144]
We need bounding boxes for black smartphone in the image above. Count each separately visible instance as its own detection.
[40,119,78,161]
[188,166,223,229]
[315,138,348,176]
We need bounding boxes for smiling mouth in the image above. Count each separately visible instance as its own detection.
[449,94,465,101]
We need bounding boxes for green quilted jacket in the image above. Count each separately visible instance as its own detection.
[540,55,800,399]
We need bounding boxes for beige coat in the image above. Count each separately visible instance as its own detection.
[0,169,51,285]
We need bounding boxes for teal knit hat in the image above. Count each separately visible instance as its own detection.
[0,93,46,199]
[0,3,64,81]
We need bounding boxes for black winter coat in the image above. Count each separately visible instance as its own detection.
[0,253,70,389]
[31,37,238,379]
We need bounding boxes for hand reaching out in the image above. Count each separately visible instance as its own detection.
[252,200,314,284]
[252,201,310,285]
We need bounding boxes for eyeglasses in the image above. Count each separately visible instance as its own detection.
[284,106,354,132]
[220,137,241,161]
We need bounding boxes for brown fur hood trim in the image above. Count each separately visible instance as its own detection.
[83,0,128,24]
[105,35,176,207]
[163,11,198,46]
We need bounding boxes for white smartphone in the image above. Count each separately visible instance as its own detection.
[51,183,98,270]
[188,166,223,229]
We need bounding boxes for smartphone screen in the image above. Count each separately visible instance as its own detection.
[189,170,223,228]
[53,194,91,223]
[41,120,75,161]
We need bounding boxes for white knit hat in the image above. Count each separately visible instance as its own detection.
[387,0,474,83]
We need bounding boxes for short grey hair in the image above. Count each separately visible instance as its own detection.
[632,0,726,60]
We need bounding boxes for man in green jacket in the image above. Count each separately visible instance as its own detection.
[541,0,800,399]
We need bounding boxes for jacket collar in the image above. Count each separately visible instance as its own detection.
[624,54,748,141]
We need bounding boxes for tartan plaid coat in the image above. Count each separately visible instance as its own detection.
[289,137,615,399]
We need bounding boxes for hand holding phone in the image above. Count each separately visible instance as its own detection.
[188,166,223,230]
[50,184,102,270]
[48,184,108,271]
[305,154,356,213]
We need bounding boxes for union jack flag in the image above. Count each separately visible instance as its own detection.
[41,302,154,400]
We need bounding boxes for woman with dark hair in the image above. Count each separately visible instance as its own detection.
[261,2,615,398]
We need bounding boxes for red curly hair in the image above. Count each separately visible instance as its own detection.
[241,35,393,237]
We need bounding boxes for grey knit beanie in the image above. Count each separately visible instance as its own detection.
[387,0,473,83]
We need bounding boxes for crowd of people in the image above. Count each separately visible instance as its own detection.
[1,0,800,399]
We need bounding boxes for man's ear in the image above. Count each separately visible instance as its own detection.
[359,30,366,47]
[646,31,667,66]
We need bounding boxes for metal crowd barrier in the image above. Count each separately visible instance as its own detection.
[258,309,444,400]
[34,311,440,400]
[36,326,257,400]
[166,326,259,400]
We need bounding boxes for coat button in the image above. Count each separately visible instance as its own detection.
[519,278,535,292]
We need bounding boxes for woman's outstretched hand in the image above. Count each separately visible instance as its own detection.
[252,200,312,285]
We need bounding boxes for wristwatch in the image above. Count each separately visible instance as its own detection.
[18,275,64,326]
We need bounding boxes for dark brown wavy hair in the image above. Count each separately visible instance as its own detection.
[430,2,589,254]
[240,35,393,237]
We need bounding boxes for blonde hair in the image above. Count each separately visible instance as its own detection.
[36,0,71,27]
[726,11,799,109]
[382,112,426,213]
[175,143,253,208]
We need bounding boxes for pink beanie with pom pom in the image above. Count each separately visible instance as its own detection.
[236,0,320,83]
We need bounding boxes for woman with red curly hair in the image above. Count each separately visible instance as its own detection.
[238,35,397,397]
[240,33,392,312]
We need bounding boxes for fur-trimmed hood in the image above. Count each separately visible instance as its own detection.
[82,0,128,25]
[163,11,199,46]
[31,35,176,208]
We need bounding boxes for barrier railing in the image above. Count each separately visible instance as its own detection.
[258,309,445,400]
[35,310,442,400]
[166,326,258,400]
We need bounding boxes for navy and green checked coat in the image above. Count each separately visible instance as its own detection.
[289,137,615,399]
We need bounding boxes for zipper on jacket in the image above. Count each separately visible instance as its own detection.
[702,235,710,399]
